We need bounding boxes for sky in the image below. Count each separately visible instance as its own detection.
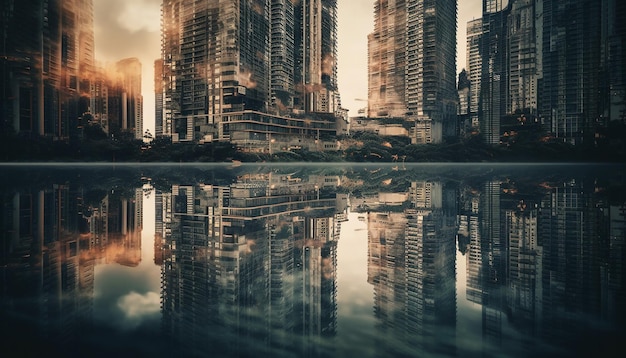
[94,0,482,133]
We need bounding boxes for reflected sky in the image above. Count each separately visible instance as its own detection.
[0,164,624,358]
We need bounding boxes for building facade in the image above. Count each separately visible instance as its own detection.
[0,0,95,139]
[467,0,626,145]
[467,18,483,133]
[158,0,343,149]
[367,0,458,144]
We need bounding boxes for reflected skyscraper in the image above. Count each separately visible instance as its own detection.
[456,172,626,356]
[505,198,541,343]
[537,179,609,346]
[1,165,626,357]
[158,171,342,356]
[366,180,457,356]
[367,211,408,333]
[0,185,97,348]
[608,203,626,322]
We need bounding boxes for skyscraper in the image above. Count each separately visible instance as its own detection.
[270,0,295,112]
[160,0,270,142]
[367,0,407,119]
[0,0,95,139]
[467,18,483,132]
[154,59,165,137]
[159,0,342,147]
[114,57,143,139]
[294,0,340,114]
[507,0,539,116]
[540,0,603,145]
[480,0,508,145]
[367,0,458,144]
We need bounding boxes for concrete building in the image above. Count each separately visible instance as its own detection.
[367,0,458,144]
[0,0,95,139]
[457,69,471,136]
[89,59,144,139]
[114,58,143,139]
[465,0,625,146]
[480,0,509,145]
[540,0,604,144]
[158,0,343,150]
[506,0,539,116]
[154,59,165,137]
[367,0,408,118]
[467,18,483,132]
[603,0,626,125]
[294,0,341,114]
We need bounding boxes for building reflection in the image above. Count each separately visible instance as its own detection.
[156,171,347,356]
[0,166,624,357]
[0,183,143,352]
[365,180,457,356]
[459,176,626,356]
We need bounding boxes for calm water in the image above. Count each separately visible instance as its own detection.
[1,163,624,358]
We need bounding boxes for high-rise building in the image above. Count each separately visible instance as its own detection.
[89,60,144,139]
[159,0,342,148]
[540,0,603,145]
[603,0,626,125]
[154,59,165,137]
[160,0,270,142]
[467,18,483,132]
[367,0,458,144]
[114,57,143,139]
[294,0,341,114]
[270,0,295,112]
[0,0,95,139]
[466,0,625,146]
[367,0,407,118]
[480,0,509,145]
[506,0,539,116]
[457,69,471,135]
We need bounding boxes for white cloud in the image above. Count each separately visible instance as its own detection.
[117,1,161,33]
[117,291,160,320]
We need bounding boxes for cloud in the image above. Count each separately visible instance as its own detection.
[94,0,161,62]
[117,291,161,320]
[117,1,161,33]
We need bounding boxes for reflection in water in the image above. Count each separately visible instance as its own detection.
[0,164,625,357]
[0,179,143,355]
[157,173,346,356]
[366,181,457,356]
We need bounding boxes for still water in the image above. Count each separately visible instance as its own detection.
[1,163,624,358]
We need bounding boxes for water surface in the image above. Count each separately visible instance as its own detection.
[1,163,624,357]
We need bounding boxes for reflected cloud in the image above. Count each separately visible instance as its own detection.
[117,291,160,322]
[2,164,625,357]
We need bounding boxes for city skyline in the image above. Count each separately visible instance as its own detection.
[93,0,482,134]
